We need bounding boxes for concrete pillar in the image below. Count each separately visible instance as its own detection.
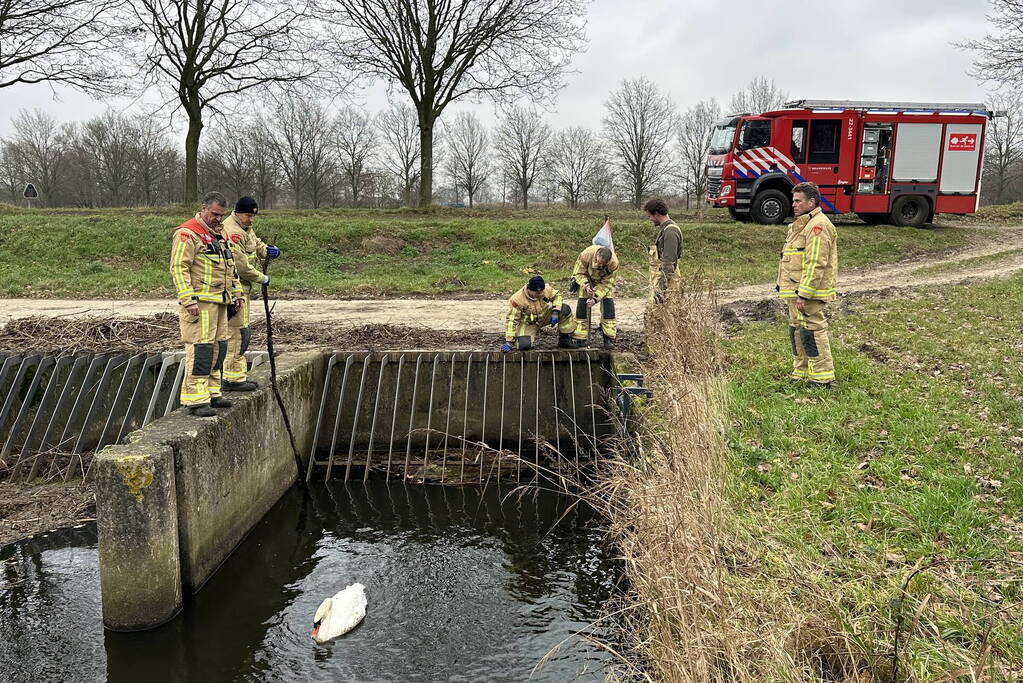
[93,443,182,631]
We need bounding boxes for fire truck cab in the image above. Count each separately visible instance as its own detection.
[705,99,997,226]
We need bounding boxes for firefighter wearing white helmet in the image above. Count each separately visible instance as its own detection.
[777,181,838,388]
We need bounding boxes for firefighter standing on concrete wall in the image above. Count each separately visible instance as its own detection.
[220,196,281,391]
[571,245,619,348]
[777,181,838,388]
[644,198,683,303]
[502,276,580,351]
[170,191,244,417]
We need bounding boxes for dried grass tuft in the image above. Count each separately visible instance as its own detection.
[584,278,865,682]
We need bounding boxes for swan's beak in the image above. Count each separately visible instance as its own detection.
[311,619,321,641]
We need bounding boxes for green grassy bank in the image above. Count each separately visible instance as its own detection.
[0,205,972,298]
[724,276,1023,676]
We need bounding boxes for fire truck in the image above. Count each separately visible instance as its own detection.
[704,99,997,226]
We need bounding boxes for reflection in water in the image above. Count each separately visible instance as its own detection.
[0,482,619,682]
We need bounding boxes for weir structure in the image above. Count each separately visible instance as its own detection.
[55,348,648,632]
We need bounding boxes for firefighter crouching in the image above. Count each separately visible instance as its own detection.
[644,198,683,303]
[502,276,580,351]
[571,245,619,348]
[170,191,244,417]
[777,181,838,388]
[221,196,281,391]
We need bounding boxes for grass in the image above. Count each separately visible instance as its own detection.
[722,275,1023,678]
[0,205,974,298]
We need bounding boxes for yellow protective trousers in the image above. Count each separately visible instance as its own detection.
[179,301,229,406]
[224,294,252,382]
[574,296,616,339]
[786,299,834,383]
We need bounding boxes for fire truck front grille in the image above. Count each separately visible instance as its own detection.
[707,177,721,198]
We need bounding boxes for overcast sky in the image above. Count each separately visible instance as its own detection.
[0,0,995,139]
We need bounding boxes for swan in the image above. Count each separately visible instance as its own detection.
[311,583,367,643]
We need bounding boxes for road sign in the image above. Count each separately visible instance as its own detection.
[23,183,38,199]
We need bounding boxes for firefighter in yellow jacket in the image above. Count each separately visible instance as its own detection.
[170,191,244,417]
[220,196,281,391]
[571,245,619,348]
[777,182,838,388]
[502,276,580,351]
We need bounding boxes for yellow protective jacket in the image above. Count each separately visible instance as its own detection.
[505,285,564,341]
[222,212,269,290]
[777,207,838,301]
[572,245,619,298]
[170,215,243,305]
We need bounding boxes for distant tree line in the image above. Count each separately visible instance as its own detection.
[0,77,790,210]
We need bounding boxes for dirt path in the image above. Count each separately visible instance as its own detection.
[2,226,1022,330]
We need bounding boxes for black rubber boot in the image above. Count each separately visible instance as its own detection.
[558,334,577,349]
[188,404,217,418]
[210,396,233,408]
[808,381,832,390]
[602,335,616,350]
[223,380,258,392]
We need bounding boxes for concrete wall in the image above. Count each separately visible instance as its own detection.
[93,350,324,631]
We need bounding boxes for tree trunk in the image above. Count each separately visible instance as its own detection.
[520,179,529,209]
[417,113,434,207]
[184,114,203,202]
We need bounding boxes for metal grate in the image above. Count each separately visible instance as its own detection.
[0,350,268,482]
[305,351,625,483]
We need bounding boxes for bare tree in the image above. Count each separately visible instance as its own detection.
[303,107,336,208]
[983,91,1023,204]
[603,77,678,208]
[335,107,375,207]
[6,109,68,206]
[677,98,721,209]
[445,113,490,208]
[131,116,180,205]
[377,103,421,206]
[203,128,256,201]
[0,143,21,202]
[728,76,788,114]
[0,0,122,92]
[495,107,551,209]
[320,0,588,207]
[264,100,313,208]
[80,112,137,206]
[248,123,281,208]
[960,1,1023,87]
[126,0,320,201]
[550,126,602,208]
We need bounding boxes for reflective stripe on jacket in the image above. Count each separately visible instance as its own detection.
[777,207,838,301]
[222,212,269,289]
[170,216,243,304]
[505,285,564,340]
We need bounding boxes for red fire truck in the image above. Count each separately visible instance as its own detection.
[704,99,997,226]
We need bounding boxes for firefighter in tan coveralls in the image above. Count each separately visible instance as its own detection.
[170,191,244,417]
[502,276,580,351]
[644,198,683,303]
[571,245,619,348]
[220,196,280,391]
[777,182,838,388]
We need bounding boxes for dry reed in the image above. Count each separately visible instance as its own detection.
[584,279,867,682]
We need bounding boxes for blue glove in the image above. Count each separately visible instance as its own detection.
[501,342,513,353]
[266,245,280,259]
[550,312,560,325]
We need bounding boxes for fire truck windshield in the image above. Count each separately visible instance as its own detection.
[707,124,736,155]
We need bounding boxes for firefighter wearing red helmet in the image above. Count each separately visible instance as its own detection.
[777,182,838,388]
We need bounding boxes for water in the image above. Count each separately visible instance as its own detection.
[1,482,620,682]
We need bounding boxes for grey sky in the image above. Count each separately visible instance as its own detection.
[0,0,995,139]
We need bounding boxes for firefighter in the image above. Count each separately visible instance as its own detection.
[777,181,838,388]
[644,198,683,303]
[170,191,245,417]
[221,196,281,391]
[571,245,619,348]
[502,276,580,351]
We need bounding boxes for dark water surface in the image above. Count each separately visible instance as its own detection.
[1,482,619,682]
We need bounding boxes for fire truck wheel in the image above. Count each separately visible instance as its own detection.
[890,195,929,227]
[728,207,752,222]
[750,189,789,225]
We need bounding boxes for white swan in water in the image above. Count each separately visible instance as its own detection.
[311,583,367,643]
